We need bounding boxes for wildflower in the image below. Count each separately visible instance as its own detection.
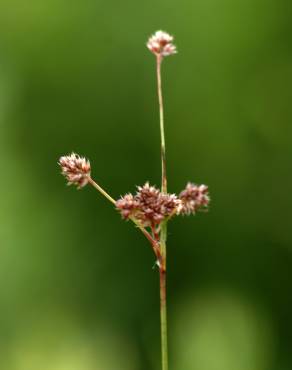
[59,152,91,188]
[116,182,181,226]
[147,30,177,58]
[116,194,140,219]
[179,183,210,215]
[136,182,180,225]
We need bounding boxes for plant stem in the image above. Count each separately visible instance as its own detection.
[159,223,168,370]
[156,55,167,194]
[160,265,168,370]
[156,55,169,370]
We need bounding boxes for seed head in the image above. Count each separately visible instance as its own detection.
[179,183,210,215]
[59,152,91,188]
[116,182,181,226]
[136,182,180,225]
[116,193,140,220]
[147,30,177,58]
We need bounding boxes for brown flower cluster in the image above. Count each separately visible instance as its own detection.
[116,182,210,227]
[147,30,177,58]
[179,183,210,215]
[116,182,180,226]
[58,154,210,224]
[59,153,91,188]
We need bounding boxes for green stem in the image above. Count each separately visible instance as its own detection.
[156,54,169,370]
[88,177,116,204]
[160,267,168,370]
[156,56,167,194]
[159,222,168,370]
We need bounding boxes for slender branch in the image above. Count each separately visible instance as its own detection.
[151,223,160,242]
[133,220,163,264]
[88,177,116,204]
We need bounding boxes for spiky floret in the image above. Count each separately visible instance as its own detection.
[147,30,177,57]
[116,182,181,226]
[115,193,140,219]
[59,152,91,188]
[179,183,210,215]
[135,182,181,225]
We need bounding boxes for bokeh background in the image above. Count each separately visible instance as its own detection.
[0,0,292,369]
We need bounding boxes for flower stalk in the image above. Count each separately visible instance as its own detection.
[156,54,167,194]
[159,266,168,370]
[156,53,169,370]
[87,177,116,205]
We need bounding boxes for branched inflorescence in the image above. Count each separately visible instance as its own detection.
[58,154,210,239]
[58,30,210,370]
[116,183,180,227]
[115,182,210,238]
[58,31,210,259]
[58,31,210,244]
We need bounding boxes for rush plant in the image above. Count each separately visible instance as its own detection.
[59,30,210,370]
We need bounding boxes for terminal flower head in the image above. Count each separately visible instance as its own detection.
[147,30,177,58]
[59,152,91,188]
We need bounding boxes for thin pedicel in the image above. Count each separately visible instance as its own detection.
[58,31,210,370]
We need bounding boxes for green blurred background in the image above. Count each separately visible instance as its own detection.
[0,0,292,369]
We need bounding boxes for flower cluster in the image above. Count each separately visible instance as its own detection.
[116,182,180,226]
[58,152,210,221]
[147,30,177,58]
[116,182,210,227]
[179,183,210,215]
[59,153,91,188]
